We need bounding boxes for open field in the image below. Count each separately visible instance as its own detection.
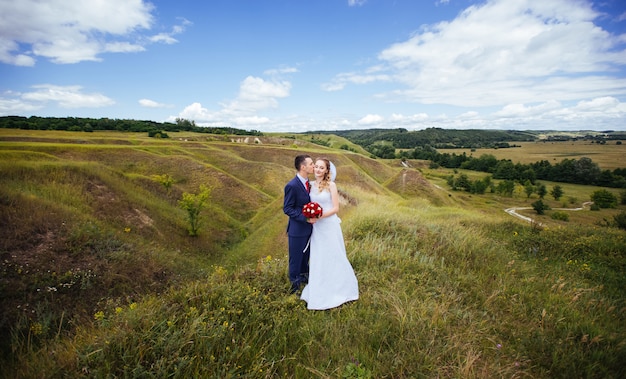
[440,140,626,170]
[1,129,625,378]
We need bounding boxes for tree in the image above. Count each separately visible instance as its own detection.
[520,168,536,184]
[496,180,515,197]
[524,182,535,198]
[470,177,490,194]
[493,160,516,180]
[453,173,471,191]
[550,185,564,201]
[590,189,617,209]
[178,185,212,236]
[531,199,550,215]
[536,183,547,199]
[574,157,601,185]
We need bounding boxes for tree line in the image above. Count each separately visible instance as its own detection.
[0,116,262,136]
[406,146,626,188]
[314,127,537,149]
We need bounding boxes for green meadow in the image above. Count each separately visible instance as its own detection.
[0,129,624,378]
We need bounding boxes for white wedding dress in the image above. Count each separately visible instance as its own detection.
[301,182,359,310]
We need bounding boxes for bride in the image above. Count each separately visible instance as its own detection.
[301,158,359,310]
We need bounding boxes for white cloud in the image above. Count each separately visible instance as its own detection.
[348,0,367,7]
[0,0,186,65]
[494,100,562,118]
[139,99,170,108]
[148,18,191,44]
[179,102,219,121]
[175,74,293,126]
[105,42,146,54]
[220,76,292,116]
[20,85,114,108]
[358,114,384,125]
[326,0,626,111]
[390,113,429,122]
[264,66,299,76]
[322,71,391,92]
[0,98,42,115]
[0,85,114,114]
[232,116,271,125]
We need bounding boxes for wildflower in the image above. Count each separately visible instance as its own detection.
[496,343,502,349]
[265,255,272,262]
[129,302,137,310]
[115,307,123,314]
[124,227,131,233]
[30,322,43,335]
[513,231,518,236]
[167,321,174,327]
[94,311,105,321]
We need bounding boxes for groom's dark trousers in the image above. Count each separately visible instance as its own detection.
[283,176,312,292]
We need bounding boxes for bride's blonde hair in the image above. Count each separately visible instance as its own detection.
[316,158,331,192]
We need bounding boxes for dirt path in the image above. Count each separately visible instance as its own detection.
[504,202,594,225]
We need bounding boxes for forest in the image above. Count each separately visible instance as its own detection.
[0,116,262,136]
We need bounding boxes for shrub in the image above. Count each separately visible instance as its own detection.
[590,189,617,208]
[178,185,212,236]
[550,211,569,221]
[153,173,174,193]
[614,211,626,230]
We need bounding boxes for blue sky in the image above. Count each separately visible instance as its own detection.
[1,0,626,132]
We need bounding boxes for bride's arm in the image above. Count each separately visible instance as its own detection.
[321,182,340,218]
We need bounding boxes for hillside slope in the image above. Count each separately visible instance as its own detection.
[2,129,624,378]
[0,130,445,351]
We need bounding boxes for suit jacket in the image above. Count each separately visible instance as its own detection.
[283,175,313,237]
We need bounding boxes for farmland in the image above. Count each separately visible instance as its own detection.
[439,139,626,171]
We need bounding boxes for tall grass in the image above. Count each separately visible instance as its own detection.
[2,131,625,378]
[6,189,624,378]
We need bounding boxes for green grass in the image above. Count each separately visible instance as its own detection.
[1,130,625,378]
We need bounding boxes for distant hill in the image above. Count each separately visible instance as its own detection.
[310,127,626,151]
[310,127,537,149]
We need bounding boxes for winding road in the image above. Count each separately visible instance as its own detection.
[504,202,594,225]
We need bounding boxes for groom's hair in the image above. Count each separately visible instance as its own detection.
[294,154,311,171]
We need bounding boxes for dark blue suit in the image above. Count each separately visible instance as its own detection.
[283,175,312,292]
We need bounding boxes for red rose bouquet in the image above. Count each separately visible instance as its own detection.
[302,201,323,218]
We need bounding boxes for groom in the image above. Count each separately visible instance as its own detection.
[283,154,315,294]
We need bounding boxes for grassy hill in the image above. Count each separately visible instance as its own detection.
[0,129,625,378]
